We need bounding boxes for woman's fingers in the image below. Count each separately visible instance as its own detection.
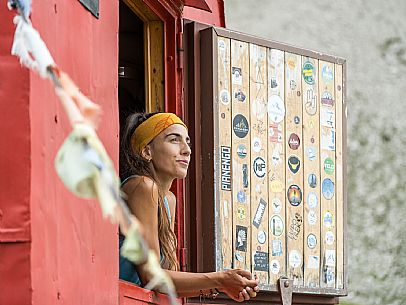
[242,288,250,300]
[246,286,257,298]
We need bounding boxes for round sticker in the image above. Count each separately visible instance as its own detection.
[257,230,266,244]
[288,155,301,174]
[288,133,300,150]
[235,252,244,262]
[323,211,334,228]
[289,250,301,268]
[322,178,335,199]
[307,146,316,161]
[268,95,285,123]
[237,190,246,203]
[253,157,266,178]
[325,231,335,245]
[308,173,317,188]
[218,40,226,51]
[252,137,262,152]
[307,192,318,209]
[307,234,317,249]
[308,210,317,225]
[322,65,334,83]
[270,180,283,193]
[272,197,282,214]
[324,157,335,175]
[270,215,284,237]
[237,144,247,159]
[270,259,280,275]
[237,207,246,220]
[233,114,249,138]
[302,61,315,85]
[287,185,302,206]
[219,89,230,105]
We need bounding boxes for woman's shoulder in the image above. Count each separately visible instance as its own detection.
[122,175,159,199]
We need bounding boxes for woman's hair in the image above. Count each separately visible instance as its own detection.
[121,112,179,271]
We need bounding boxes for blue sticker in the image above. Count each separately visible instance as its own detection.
[322,178,335,200]
[308,173,317,188]
[307,146,316,161]
[237,190,246,203]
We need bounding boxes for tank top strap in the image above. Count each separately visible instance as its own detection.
[121,175,138,187]
[163,196,171,225]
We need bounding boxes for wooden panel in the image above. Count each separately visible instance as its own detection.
[302,56,321,287]
[284,53,304,286]
[319,61,336,288]
[267,48,286,286]
[335,64,344,289]
[231,39,251,270]
[249,43,269,284]
[217,36,233,270]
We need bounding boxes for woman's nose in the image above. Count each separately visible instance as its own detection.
[182,141,191,155]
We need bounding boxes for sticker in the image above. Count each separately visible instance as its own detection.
[302,61,315,85]
[235,252,244,262]
[268,95,285,123]
[232,67,242,85]
[270,259,280,274]
[288,212,302,240]
[218,40,226,51]
[322,178,335,199]
[308,173,317,188]
[269,123,283,143]
[305,89,317,115]
[252,137,262,152]
[321,91,335,107]
[321,107,335,128]
[252,99,267,120]
[271,240,283,256]
[234,89,246,102]
[270,215,284,237]
[272,197,282,214]
[289,80,297,90]
[242,164,249,188]
[294,116,300,124]
[270,180,283,193]
[271,144,282,166]
[325,249,336,267]
[270,77,278,88]
[220,146,231,191]
[289,250,301,268]
[308,210,317,225]
[253,251,269,271]
[325,268,335,285]
[325,231,335,245]
[237,206,246,220]
[287,58,296,70]
[308,255,319,269]
[253,199,267,228]
[288,156,300,174]
[233,114,249,138]
[307,146,316,161]
[321,128,335,151]
[324,157,335,175]
[323,211,334,228]
[322,65,334,83]
[219,89,230,105]
[223,200,230,219]
[307,192,318,209]
[287,184,302,206]
[237,190,246,203]
[257,230,266,244]
[307,234,317,249]
[237,144,247,159]
[253,157,266,178]
[236,225,248,252]
[288,133,300,150]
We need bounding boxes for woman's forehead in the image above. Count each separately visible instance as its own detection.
[163,124,189,137]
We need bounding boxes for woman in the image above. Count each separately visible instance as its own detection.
[119,112,259,302]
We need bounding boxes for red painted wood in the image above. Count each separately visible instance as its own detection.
[183,0,225,27]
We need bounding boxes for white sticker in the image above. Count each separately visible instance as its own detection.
[257,230,266,244]
[320,107,335,128]
[219,89,230,105]
[232,67,242,85]
[308,210,317,225]
[252,137,262,152]
[325,231,335,245]
[272,197,282,214]
[268,95,285,123]
[235,252,244,262]
[325,250,336,267]
[307,255,319,269]
[270,259,281,275]
[289,250,301,268]
[321,128,335,151]
[307,192,318,209]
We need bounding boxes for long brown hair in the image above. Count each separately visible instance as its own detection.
[121,112,178,271]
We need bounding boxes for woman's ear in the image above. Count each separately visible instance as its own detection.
[141,145,152,162]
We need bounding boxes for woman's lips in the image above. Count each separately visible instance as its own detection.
[177,160,189,166]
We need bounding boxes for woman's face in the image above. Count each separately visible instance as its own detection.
[148,124,191,179]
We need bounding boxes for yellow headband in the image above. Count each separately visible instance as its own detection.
[131,113,187,154]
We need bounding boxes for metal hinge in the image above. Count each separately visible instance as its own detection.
[277,276,293,305]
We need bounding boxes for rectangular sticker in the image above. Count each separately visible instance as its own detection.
[252,198,267,228]
[253,251,269,271]
[236,225,248,252]
[220,146,231,190]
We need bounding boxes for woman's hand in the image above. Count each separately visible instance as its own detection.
[218,269,259,302]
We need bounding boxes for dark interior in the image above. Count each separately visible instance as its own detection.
[118,1,145,179]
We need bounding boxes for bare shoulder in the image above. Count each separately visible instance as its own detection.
[122,176,159,211]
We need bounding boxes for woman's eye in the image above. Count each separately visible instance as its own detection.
[171,138,180,142]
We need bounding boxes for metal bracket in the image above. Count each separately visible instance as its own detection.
[277,276,293,305]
